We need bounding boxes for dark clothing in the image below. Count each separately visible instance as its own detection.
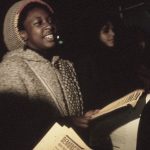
[137,101,150,150]
[74,44,144,149]
[75,45,142,112]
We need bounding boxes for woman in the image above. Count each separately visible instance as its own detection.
[0,0,95,149]
[76,12,131,110]
[75,12,141,150]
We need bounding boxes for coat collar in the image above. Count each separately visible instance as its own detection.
[4,48,60,65]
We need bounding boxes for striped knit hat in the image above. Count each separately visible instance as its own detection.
[3,0,53,51]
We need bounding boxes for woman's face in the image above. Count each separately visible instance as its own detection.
[99,22,115,47]
[20,7,56,50]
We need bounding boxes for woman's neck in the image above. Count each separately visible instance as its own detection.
[25,45,60,61]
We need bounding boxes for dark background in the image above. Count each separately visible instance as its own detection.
[0,0,149,59]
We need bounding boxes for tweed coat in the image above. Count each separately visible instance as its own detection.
[0,48,83,116]
[0,48,84,149]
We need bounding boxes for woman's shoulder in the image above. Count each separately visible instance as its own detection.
[0,49,28,73]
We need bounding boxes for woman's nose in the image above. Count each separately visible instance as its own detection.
[45,23,56,32]
[109,29,115,36]
[44,22,52,30]
[42,19,52,28]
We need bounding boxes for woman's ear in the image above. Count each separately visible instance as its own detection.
[19,31,28,42]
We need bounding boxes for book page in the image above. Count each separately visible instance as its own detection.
[33,123,64,150]
[34,123,92,150]
[67,128,92,149]
[52,134,91,150]
[91,89,144,119]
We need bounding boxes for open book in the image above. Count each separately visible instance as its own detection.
[33,122,92,150]
[91,89,144,120]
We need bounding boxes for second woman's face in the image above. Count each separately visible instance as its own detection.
[21,7,56,50]
[99,22,115,48]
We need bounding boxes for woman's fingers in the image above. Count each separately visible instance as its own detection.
[71,116,91,128]
[84,109,100,117]
[71,109,100,128]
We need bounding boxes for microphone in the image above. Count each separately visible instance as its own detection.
[56,35,64,45]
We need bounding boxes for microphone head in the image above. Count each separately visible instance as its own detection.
[56,35,64,45]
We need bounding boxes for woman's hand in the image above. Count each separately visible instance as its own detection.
[71,109,99,128]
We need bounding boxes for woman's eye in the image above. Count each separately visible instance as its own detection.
[33,20,42,26]
[101,26,109,33]
[102,29,109,33]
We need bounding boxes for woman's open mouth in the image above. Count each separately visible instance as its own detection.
[44,34,54,41]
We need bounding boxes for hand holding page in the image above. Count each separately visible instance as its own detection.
[91,89,144,120]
